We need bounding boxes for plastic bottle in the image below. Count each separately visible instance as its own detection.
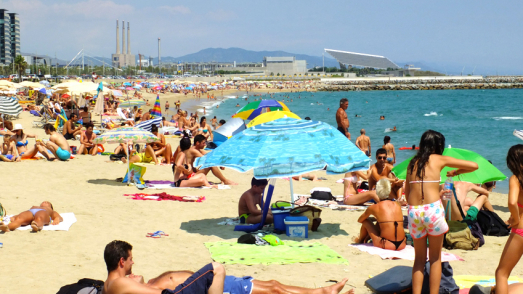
[443,177,453,201]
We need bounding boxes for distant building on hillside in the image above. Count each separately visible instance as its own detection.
[0,9,20,65]
[217,56,307,76]
[111,20,135,68]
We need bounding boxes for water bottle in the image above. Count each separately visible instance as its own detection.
[443,177,453,201]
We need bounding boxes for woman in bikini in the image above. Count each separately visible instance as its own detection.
[10,123,50,160]
[0,201,63,232]
[353,179,406,251]
[343,170,380,205]
[173,136,215,188]
[494,144,523,294]
[406,130,477,294]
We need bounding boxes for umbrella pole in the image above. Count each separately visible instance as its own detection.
[127,141,132,186]
[290,179,295,208]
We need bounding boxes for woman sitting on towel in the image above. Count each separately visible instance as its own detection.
[343,170,380,205]
[353,179,406,251]
[0,201,62,232]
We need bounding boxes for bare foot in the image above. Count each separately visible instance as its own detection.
[31,221,42,232]
[121,157,127,163]
[223,179,238,185]
[351,235,362,244]
[0,224,10,232]
[210,185,219,189]
[316,278,348,294]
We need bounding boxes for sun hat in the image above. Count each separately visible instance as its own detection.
[12,124,23,131]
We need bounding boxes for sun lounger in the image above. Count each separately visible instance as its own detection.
[235,179,275,232]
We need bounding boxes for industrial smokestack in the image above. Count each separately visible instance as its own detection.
[116,20,120,54]
[158,38,161,71]
[127,22,131,54]
[122,20,126,56]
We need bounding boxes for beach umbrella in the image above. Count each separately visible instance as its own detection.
[93,127,159,186]
[233,100,290,120]
[126,87,134,91]
[246,111,300,128]
[213,118,246,147]
[0,96,23,116]
[391,147,507,184]
[123,99,146,107]
[94,82,104,122]
[151,95,162,118]
[111,90,123,97]
[39,88,47,95]
[133,85,141,89]
[196,118,370,204]
[123,82,132,86]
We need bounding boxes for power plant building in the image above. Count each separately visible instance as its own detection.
[112,20,135,68]
[0,9,20,65]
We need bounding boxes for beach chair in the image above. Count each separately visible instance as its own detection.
[235,179,276,233]
[117,108,134,123]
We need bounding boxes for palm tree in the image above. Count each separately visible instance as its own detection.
[14,55,27,82]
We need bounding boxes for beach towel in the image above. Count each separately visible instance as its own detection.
[123,164,146,185]
[145,180,230,190]
[124,192,205,202]
[349,244,464,261]
[454,275,523,293]
[2,213,77,231]
[205,241,348,265]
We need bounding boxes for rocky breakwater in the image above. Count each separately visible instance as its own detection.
[318,77,523,91]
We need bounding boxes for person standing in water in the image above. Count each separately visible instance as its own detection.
[336,98,350,140]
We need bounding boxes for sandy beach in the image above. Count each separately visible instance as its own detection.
[0,91,520,294]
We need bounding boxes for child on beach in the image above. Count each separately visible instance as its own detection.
[238,178,273,224]
[493,145,523,294]
[405,130,477,294]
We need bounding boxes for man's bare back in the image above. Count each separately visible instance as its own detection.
[356,135,371,156]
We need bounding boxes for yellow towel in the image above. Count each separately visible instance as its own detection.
[454,275,523,289]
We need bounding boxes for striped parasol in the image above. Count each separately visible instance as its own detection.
[151,94,162,117]
[0,96,23,116]
[93,126,159,145]
[233,100,290,120]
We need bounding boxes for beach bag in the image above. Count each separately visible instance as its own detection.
[450,187,484,246]
[56,278,103,294]
[310,191,335,201]
[444,221,479,250]
[290,205,322,231]
[477,210,510,236]
[422,261,459,294]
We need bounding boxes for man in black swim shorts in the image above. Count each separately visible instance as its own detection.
[103,240,225,294]
[336,98,350,140]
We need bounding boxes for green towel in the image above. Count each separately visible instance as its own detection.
[204,241,348,265]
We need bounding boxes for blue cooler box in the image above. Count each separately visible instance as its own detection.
[284,216,309,238]
[272,209,290,231]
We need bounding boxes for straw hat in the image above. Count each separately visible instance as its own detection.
[12,123,23,131]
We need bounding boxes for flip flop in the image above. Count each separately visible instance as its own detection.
[146,231,169,238]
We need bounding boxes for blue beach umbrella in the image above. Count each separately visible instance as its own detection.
[196,118,370,203]
[123,82,132,86]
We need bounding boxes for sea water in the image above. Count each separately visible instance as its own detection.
[184,89,523,193]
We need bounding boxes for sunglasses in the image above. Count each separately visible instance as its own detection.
[377,156,387,160]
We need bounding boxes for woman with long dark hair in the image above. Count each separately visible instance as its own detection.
[494,145,523,294]
[405,130,477,294]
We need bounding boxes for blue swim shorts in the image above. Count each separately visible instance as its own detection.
[56,147,71,161]
[162,263,214,294]
[224,275,254,294]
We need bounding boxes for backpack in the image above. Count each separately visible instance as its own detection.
[56,278,104,294]
[476,210,510,236]
[444,221,479,250]
[310,187,335,201]
[422,261,459,294]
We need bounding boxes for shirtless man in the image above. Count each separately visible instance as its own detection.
[146,270,352,294]
[147,125,172,164]
[39,124,71,161]
[369,148,404,200]
[239,178,273,224]
[353,179,407,251]
[172,136,215,188]
[182,135,237,185]
[335,98,350,140]
[446,181,494,222]
[63,113,82,140]
[78,123,97,156]
[356,129,371,157]
[102,240,225,294]
[383,136,396,164]
[0,201,62,232]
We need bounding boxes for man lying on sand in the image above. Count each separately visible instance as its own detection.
[144,270,353,294]
[103,240,225,294]
[239,178,273,224]
[0,201,62,232]
[353,179,407,251]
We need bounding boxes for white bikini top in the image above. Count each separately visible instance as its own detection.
[344,175,358,183]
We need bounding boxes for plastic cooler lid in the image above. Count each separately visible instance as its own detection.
[284,216,309,224]
[272,209,290,214]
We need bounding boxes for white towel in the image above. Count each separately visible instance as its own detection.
[15,213,77,231]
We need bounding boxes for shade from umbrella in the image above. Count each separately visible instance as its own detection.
[93,127,159,145]
[151,95,162,118]
[246,111,300,128]
[233,100,290,120]
[0,96,23,116]
[391,147,507,184]
[196,118,370,178]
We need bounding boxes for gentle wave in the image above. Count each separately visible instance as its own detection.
[493,117,523,120]
[424,111,438,116]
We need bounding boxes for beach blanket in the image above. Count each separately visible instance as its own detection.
[124,192,205,202]
[455,275,523,294]
[349,244,464,261]
[2,213,77,231]
[205,241,348,265]
[145,180,230,190]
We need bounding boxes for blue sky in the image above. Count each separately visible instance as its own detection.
[5,0,523,74]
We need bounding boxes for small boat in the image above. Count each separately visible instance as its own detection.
[513,129,523,140]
